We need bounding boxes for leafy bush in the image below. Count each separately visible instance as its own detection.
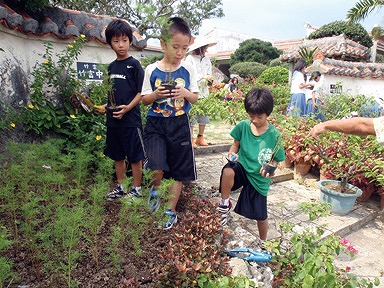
[308,20,372,48]
[159,189,233,287]
[229,38,281,65]
[21,35,110,155]
[269,58,289,69]
[269,202,380,288]
[257,66,289,85]
[229,62,267,79]
[320,92,381,120]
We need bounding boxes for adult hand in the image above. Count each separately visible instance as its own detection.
[309,123,326,137]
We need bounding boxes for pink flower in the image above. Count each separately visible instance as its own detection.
[339,238,349,246]
[347,245,358,255]
[346,266,351,272]
[42,165,51,169]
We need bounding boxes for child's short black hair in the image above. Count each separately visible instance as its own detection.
[244,87,274,116]
[105,19,133,46]
[160,17,191,43]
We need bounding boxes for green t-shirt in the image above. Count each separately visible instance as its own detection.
[230,120,286,196]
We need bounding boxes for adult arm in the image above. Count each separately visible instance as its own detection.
[309,117,376,137]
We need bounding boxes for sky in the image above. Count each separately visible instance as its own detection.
[198,0,384,42]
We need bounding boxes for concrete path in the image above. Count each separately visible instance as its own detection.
[194,144,384,286]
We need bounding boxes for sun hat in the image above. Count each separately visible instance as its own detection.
[188,36,217,53]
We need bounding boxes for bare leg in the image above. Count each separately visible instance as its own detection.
[198,124,206,135]
[152,170,164,188]
[168,181,183,211]
[115,160,126,184]
[220,167,235,199]
[257,219,268,241]
[130,161,142,187]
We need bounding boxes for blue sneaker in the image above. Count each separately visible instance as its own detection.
[163,210,178,230]
[147,188,160,212]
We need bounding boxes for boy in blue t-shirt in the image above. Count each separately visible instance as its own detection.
[217,88,285,243]
[100,19,145,200]
[141,17,199,230]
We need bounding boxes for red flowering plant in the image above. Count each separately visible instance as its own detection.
[273,115,322,167]
[317,133,383,202]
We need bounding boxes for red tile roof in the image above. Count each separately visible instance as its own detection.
[307,58,384,79]
[280,34,370,62]
[0,3,147,50]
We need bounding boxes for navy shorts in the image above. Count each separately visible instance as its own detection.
[219,161,267,221]
[104,126,145,163]
[144,114,197,182]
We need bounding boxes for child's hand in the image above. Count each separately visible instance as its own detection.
[227,153,238,163]
[112,105,128,119]
[157,85,174,98]
[260,166,274,178]
[96,104,107,114]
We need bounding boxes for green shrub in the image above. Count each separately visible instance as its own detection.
[308,20,372,48]
[257,66,289,85]
[229,38,281,65]
[21,35,110,155]
[269,58,289,69]
[320,92,380,120]
[229,62,267,79]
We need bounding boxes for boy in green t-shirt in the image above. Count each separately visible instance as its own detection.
[217,87,285,244]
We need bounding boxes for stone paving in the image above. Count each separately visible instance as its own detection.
[193,144,384,286]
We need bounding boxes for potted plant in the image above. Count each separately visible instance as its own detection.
[318,178,363,215]
[274,116,321,176]
[106,90,121,112]
[161,71,177,97]
[262,132,284,175]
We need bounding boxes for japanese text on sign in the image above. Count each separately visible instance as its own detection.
[77,62,104,81]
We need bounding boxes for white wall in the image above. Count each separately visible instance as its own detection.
[322,75,384,106]
[0,26,160,107]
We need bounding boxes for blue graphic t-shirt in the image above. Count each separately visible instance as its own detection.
[141,61,199,117]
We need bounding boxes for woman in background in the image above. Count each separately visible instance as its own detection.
[286,59,313,117]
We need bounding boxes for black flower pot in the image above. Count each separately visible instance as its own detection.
[263,162,277,175]
[162,82,176,97]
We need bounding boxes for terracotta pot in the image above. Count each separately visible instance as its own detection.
[358,186,375,202]
[319,170,336,180]
[294,161,311,176]
[283,157,293,168]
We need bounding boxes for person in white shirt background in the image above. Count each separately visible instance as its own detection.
[185,37,216,148]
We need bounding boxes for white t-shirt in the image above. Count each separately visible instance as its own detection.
[373,116,384,145]
[184,54,212,98]
[290,71,306,94]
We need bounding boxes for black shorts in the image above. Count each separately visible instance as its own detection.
[144,114,196,182]
[219,161,267,220]
[104,126,145,163]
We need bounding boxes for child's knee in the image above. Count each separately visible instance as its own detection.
[222,167,235,178]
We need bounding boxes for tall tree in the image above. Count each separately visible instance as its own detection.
[6,0,224,39]
[347,0,383,23]
[229,39,281,66]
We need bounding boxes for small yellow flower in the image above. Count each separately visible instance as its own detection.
[68,44,73,49]
[10,123,15,128]
[70,114,76,119]
[99,152,105,158]
[44,60,49,64]
[80,34,86,39]
[73,40,77,44]
[28,104,34,109]
[96,135,102,141]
